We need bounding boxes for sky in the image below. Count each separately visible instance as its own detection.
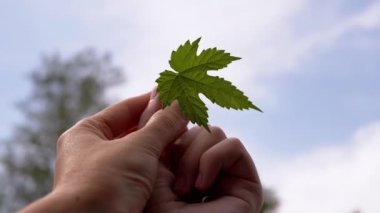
[1,0,380,212]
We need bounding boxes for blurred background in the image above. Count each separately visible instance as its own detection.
[1,0,379,212]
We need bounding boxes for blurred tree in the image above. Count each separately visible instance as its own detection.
[261,188,279,213]
[0,49,124,211]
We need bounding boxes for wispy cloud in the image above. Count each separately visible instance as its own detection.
[83,0,305,99]
[291,1,380,58]
[264,121,380,212]
[85,0,380,108]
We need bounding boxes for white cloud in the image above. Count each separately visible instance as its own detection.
[85,0,305,100]
[289,1,380,59]
[86,0,380,111]
[262,122,380,213]
[3,0,378,104]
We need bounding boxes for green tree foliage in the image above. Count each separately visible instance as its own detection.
[0,49,124,211]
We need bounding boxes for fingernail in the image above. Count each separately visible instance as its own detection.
[138,89,161,129]
[143,96,161,122]
[149,95,160,108]
[170,100,180,109]
[147,86,161,111]
[170,101,187,124]
[150,86,158,99]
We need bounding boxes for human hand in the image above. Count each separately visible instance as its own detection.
[143,125,263,213]
[21,91,188,213]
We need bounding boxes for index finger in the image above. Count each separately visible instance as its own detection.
[91,91,151,139]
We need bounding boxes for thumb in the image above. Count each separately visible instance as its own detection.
[131,101,188,157]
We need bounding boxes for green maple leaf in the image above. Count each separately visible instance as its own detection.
[156,38,262,131]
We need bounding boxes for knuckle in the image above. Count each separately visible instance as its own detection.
[199,150,219,172]
[199,151,210,164]
[228,137,247,156]
[56,118,89,150]
[75,116,94,127]
[140,138,162,158]
[229,137,243,147]
[56,116,106,150]
[89,116,114,139]
[57,128,73,150]
[209,126,226,140]
[73,117,95,131]
[78,116,113,139]
[151,111,178,132]
[191,125,203,133]
[201,147,217,163]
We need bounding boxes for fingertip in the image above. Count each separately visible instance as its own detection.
[138,94,161,128]
[195,164,217,192]
[90,92,151,138]
[147,100,187,127]
[165,100,185,121]
[150,86,158,99]
[138,101,188,154]
[195,173,205,191]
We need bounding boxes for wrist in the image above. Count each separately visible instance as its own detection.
[49,172,149,212]
[20,186,114,213]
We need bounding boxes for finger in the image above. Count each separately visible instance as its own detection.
[195,138,262,211]
[128,101,188,158]
[138,87,162,129]
[114,88,160,138]
[174,126,226,196]
[89,92,151,139]
[196,137,260,189]
[165,126,202,170]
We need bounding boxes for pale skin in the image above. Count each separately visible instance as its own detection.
[21,90,263,213]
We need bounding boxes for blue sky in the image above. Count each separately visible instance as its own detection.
[1,0,380,212]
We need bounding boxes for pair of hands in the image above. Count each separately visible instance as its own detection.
[22,90,263,213]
